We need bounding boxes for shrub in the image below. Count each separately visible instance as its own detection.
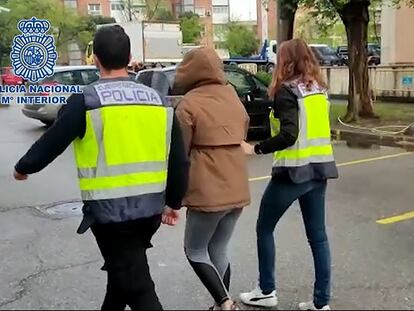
[256,71,272,86]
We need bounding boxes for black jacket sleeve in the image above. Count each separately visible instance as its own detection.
[15,94,86,174]
[254,86,299,154]
[165,114,189,210]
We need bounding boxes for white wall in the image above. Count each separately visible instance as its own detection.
[381,2,397,65]
[322,66,414,100]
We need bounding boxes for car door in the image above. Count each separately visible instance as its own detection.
[225,68,271,134]
[80,69,100,85]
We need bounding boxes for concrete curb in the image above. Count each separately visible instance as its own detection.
[331,127,414,150]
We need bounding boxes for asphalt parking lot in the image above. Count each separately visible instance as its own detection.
[0,105,413,310]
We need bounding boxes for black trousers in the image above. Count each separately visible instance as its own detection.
[91,215,163,311]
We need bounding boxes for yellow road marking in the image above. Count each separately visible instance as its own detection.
[376,211,414,225]
[249,175,272,182]
[336,152,413,168]
[248,152,413,182]
[248,151,414,225]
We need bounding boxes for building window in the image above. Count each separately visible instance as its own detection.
[183,5,194,13]
[111,3,125,11]
[212,6,228,14]
[64,0,77,8]
[88,4,101,16]
[173,3,182,18]
[195,7,205,17]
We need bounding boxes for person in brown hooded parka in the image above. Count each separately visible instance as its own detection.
[170,47,250,310]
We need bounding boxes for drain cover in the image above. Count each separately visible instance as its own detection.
[41,201,83,218]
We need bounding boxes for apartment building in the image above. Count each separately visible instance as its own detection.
[109,0,147,22]
[62,0,111,65]
[170,0,230,47]
[256,0,277,43]
[381,2,414,64]
[212,0,230,46]
[63,0,111,16]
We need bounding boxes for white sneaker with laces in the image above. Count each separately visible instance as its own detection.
[239,287,278,308]
[299,301,331,310]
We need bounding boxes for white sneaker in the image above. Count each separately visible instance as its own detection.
[299,301,331,310]
[239,287,278,308]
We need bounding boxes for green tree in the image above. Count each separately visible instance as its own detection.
[225,23,260,57]
[144,0,163,20]
[154,7,175,21]
[298,0,414,122]
[78,15,116,51]
[121,0,168,21]
[0,0,117,65]
[0,0,81,63]
[179,12,203,44]
[275,0,300,44]
[295,10,346,46]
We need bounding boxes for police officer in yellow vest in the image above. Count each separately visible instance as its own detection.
[240,39,338,310]
[14,26,189,310]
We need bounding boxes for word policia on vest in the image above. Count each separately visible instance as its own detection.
[95,81,162,105]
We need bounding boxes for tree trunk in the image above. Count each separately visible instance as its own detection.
[339,0,376,122]
[277,0,298,45]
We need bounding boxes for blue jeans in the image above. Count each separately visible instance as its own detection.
[256,178,331,307]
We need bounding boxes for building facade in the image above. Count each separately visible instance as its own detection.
[381,2,414,65]
[256,0,277,44]
[63,0,111,16]
[109,0,147,22]
[170,0,230,48]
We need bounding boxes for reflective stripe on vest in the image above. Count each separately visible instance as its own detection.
[269,109,280,137]
[271,84,334,168]
[73,104,173,201]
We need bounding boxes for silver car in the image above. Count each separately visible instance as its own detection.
[22,66,136,126]
[22,66,100,126]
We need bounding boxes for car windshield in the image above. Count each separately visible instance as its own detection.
[164,70,176,87]
[368,44,380,54]
[338,46,348,53]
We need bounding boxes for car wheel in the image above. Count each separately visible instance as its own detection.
[266,63,275,73]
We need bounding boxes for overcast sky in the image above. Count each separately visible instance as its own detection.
[229,0,257,21]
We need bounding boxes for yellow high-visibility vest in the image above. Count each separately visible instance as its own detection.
[73,83,173,201]
[269,109,280,137]
[270,83,334,168]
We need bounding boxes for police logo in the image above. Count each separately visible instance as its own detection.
[10,17,58,83]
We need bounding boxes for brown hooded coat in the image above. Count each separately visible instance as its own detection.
[174,47,251,212]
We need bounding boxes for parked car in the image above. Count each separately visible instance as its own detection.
[336,43,381,66]
[135,65,273,136]
[309,44,344,66]
[1,67,24,85]
[336,46,349,65]
[0,72,4,107]
[367,43,381,65]
[22,66,136,126]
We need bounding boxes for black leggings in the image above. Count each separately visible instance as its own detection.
[184,209,242,305]
[91,215,163,311]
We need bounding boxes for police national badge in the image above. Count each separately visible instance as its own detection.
[10,17,58,83]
